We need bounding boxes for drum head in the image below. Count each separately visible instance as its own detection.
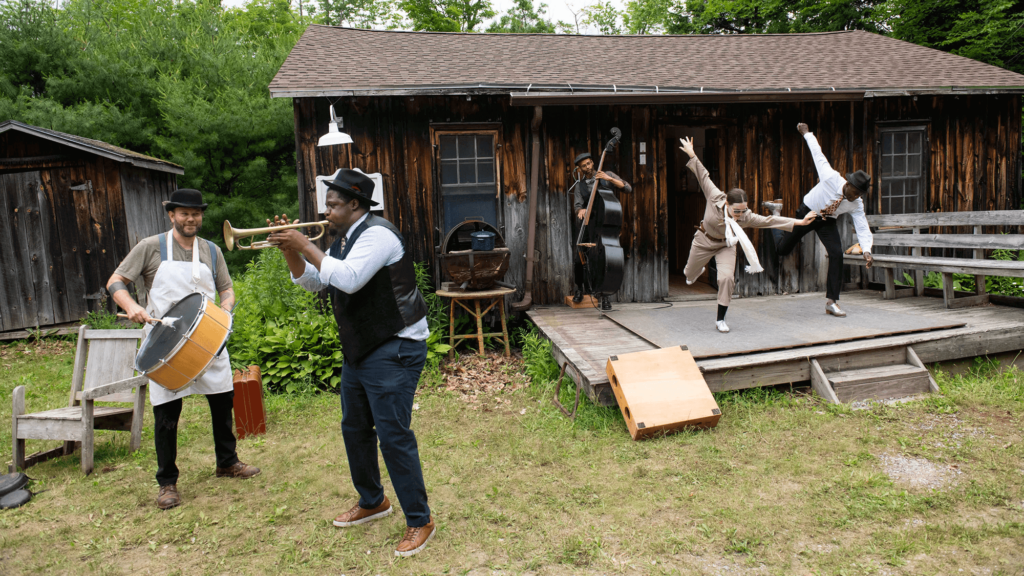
[136,293,205,372]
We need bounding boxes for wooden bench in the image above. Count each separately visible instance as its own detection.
[843,210,1024,309]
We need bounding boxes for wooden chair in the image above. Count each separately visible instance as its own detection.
[11,325,148,475]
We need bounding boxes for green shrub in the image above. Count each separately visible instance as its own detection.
[81,295,141,330]
[899,249,1024,298]
[229,249,342,394]
[414,262,451,382]
[518,324,560,386]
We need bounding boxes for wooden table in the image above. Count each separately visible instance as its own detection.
[436,287,514,356]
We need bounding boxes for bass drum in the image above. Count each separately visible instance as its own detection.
[135,293,232,392]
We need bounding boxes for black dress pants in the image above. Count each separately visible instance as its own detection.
[772,203,845,301]
[153,390,239,486]
[572,216,587,292]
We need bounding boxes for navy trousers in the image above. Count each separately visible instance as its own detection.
[772,202,845,301]
[340,337,430,528]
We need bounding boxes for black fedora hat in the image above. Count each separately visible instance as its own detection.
[574,152,592,165]
[163,188,208,210]
[324,169,379,206]
[845,170,871,194]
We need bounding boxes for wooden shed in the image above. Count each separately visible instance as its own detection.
[270,28,1024,306]
[0,120,183,334]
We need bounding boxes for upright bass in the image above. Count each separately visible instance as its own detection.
[575,128,624,310]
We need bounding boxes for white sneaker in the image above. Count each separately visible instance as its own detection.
[716,320,730,333]
[762,200,782,216]
[686,267,705,286]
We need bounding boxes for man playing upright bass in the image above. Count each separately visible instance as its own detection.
[267,169,435,558]
[570,151,631,308]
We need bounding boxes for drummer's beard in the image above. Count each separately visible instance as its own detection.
[173,220,198,238]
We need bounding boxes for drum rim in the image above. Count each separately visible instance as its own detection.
[136,295,233,381]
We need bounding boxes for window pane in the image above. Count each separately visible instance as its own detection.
[882,134,892,155]
[458,135,475,158]
[440,136,457,159]
[905,196,917,213]
[476,135,493,157]
[909,132,922,154]
[882,197,890,214]
[894,133,907,154]
[477,160,495,183]
[893,155,906,177]
[906,179,918,200]
[440,160,458,185]
[908,153,921,176]
[459,159,476,183]
[881,155,892,177]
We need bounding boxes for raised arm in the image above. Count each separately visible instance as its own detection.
[798,123,841,183]
[678,137,724,203]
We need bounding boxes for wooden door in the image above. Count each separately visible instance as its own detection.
[0,171,68,330]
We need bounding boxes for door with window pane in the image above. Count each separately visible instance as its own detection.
[879,127,927,214]
[437,133,497,234]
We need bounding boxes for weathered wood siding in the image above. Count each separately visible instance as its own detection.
[292,94,1021,305]
[0,130,177,330]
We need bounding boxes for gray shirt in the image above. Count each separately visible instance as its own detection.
[573,170,632,211]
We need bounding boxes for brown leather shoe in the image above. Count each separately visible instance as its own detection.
[333,496,392,527]
[395,516,435,557]
[215,461,261,479]
[156,485,181,510]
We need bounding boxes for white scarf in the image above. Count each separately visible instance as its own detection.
[724,217,763,274]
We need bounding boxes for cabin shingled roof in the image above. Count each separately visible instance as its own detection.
[269,27,1024,96]
[0,120,184,175]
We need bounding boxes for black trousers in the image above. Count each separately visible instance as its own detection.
[773,203,845,301]
[153,390,239,486]
[571,216,587,291]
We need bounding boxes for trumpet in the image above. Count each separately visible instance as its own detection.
[223,219,329,251]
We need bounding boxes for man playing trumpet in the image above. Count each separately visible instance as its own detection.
[266,170,435,558]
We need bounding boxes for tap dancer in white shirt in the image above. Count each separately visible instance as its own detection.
[766,123,874,317]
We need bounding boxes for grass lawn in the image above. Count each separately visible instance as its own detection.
[1,335,1023,575]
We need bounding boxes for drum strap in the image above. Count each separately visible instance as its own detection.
[158,234,219,287]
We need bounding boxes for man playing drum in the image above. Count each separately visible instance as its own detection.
[106,188,260,510]
[268,170,435,558]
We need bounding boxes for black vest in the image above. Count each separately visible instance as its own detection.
[328,215,428,364]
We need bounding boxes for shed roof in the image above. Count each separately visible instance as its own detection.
[0,120,184,175]
[269,27,1024,100]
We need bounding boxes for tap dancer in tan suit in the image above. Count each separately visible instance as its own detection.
[679,137,818,333]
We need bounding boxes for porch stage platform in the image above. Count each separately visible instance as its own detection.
[526,291,1024,406]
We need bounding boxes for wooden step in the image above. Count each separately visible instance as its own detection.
[827,364,932,403]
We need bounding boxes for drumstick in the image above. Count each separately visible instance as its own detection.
[117,313,180,327]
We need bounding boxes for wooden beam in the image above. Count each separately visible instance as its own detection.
[946,293,991,309]
[844,254,1024,276]
[809,359,840,404]
[870,233,1023,250]
[865,210,1024,227]
[906,345,940,393]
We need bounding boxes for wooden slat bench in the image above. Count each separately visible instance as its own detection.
[844,210,1024,309]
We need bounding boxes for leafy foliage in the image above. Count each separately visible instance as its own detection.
[229,249,343,394]
[486,0,555,33]
[401,0,494,31]
[414,262,451,377]
[898,249,1024,297]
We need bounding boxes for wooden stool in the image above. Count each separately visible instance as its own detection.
[437,287,514,357]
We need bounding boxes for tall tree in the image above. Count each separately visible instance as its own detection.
[313,0,404,28]
[486,0,555,33]
[400,0,494,31]
[581,0,621,34]
[622,0,672,34]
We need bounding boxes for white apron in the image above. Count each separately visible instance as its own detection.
[145,231,233,406]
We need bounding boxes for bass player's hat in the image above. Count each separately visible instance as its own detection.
[163,189,208,210]
[574,152,592,166]
[324,169,379,207]
[845,170,871,195]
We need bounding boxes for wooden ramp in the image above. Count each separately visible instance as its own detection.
[527,291,1024,406]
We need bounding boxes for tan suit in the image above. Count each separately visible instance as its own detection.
[683,157,798,306]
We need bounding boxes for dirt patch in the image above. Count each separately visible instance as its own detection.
[0,337,75,360]
[877,453,962,490]
[437,350,529,409]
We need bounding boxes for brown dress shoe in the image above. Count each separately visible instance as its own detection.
[157,485,181,510]
[215,461,261,479]
[333,496,392,527]
[395,516,435,557]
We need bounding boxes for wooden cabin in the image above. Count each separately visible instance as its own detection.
[270,28,1024,306]
[0,121,183,334]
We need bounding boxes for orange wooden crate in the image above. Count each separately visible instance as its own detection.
[232,365,267,439]
[606,346,721,440]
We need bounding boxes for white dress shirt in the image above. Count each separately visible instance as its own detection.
[801,132,874,254]
[291,213,429,341]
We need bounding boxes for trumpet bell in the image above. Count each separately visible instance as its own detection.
[222,219,329,251]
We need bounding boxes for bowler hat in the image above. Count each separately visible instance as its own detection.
[163,189,208,210]
[845,170,871,195]
[324,169,378,206]
[574,152,592,165]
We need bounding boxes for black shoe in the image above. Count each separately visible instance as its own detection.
[572,289,583,304]
[601,296,612,311]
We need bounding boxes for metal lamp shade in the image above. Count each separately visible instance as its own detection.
[318,105,353,147]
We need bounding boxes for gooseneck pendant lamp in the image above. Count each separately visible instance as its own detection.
[317,104,353,147]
